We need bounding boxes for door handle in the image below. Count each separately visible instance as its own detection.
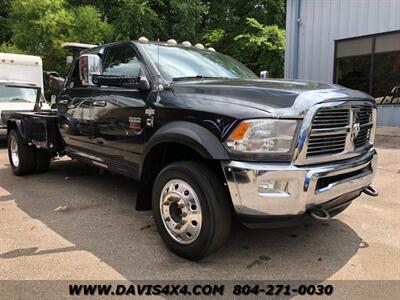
[93,100,107,107]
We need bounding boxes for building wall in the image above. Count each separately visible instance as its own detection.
[285,0,400,82]
[377,105,400,127]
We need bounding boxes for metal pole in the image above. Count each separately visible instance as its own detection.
[293,0,301,79]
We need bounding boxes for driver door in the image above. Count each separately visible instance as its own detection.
[90,43,150,173]
[58,58,97,155]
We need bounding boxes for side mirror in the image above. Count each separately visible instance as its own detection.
[260,70,269,79]
[79,54,102,87]
[138,75,150,91]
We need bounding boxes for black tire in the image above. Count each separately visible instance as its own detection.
[8,129,37,176]
[36,149,51,173]
[152,161,232,260]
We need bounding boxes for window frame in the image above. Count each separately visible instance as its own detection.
[333,30,400,100]
[87,42,156,106]
[102,43,142,78]
[65,59,85,90]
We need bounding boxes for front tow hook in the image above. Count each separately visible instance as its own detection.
[308,207,331,222]
[363,185,379,197]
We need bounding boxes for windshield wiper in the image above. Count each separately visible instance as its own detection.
[172,75,229,82]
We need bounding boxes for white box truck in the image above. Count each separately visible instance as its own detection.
[0,53,50,136]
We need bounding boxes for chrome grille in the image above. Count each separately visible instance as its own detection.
[312,108,350,129]
[354,107,373,149]
[306,109,350,157]
[295,102,376,165]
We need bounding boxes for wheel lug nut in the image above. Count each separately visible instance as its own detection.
[180,212,187,217]
[180,220,187,225]
[175,224,182,230]
[165,217,171,222]
[178,204,185,209]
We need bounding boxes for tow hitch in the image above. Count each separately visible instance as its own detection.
[308,207,331,222]
[363,185,379,197]
[309,185,379,222]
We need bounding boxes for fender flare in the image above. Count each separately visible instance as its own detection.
[139,121,229,176]
[7,118,28,142]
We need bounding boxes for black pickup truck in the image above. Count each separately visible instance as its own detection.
[6,39,378,260]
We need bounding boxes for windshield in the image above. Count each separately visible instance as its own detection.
[0,85,38,103]
[141,44,258,81]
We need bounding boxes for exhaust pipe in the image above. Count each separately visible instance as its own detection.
[363,186,379,197]
[308,207,331,222]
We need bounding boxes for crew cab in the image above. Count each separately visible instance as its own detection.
[6,39,378,260]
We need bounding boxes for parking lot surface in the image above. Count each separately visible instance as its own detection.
[0,136,399,284]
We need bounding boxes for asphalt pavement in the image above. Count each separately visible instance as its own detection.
[0,135,399,290]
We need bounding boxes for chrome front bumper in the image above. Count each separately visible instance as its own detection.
[222,148,377,217]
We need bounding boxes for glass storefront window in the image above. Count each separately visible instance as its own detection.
[336,55,371,94]
[373,51,400,103]
[334,32,400,104]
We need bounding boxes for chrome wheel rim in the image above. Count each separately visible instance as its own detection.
[10,136,19,167]
[160,179,202,244]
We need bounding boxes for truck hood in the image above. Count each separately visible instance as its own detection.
[171,79,373,118]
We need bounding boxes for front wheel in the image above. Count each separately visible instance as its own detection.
[152,161,231,260]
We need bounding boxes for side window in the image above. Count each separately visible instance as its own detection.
[67,60,83,89]
[103,45,141,77]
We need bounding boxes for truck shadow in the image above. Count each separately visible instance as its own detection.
[0,158,365,281]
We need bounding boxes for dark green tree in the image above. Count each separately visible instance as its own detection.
[5,0,112,73]
[108,0,159,40]
[2,0,286,76]
[8,0,72,72]
[69,5,114,44]
[202,0,286,76]
[234,18,285,77]
[154,0,207,41]
[0,0,13,43]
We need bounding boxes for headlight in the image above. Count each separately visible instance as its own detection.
[225,119,298,154]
